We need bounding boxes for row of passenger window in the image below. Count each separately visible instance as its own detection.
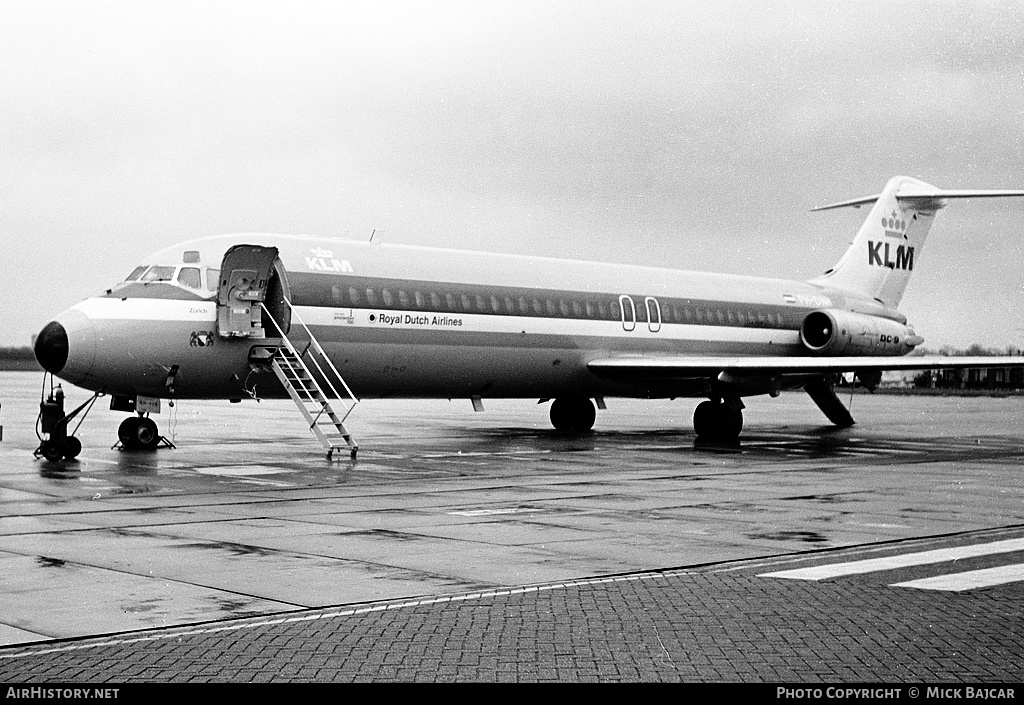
[327,283,789,329]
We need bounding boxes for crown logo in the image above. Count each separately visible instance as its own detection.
[881,211,909,239]
[311,247,334,258]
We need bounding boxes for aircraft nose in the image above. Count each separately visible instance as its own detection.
[34,321,69,374]
[34,309,96,384]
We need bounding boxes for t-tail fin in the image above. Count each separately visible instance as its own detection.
[809,176,1024,307]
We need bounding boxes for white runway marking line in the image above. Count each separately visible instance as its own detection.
[758,537,1024,581]
[892,564,1024,592]
[448,507,542,516]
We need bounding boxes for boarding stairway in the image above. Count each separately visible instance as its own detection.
[260,302,359,460]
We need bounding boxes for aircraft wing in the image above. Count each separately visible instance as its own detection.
[587,355,1024,379]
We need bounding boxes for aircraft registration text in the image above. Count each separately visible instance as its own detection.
[782,293,833,308]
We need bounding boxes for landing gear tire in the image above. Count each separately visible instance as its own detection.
[118,417,160,451]
[135,418,159,450]
[693,400,717,438]
[693,400,743,441]
[118,417,140,448]
[550,397,596,433]
[720,405,743,439]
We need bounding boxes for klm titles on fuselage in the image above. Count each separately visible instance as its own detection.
[868,240,914,270]
[306,256,354,273]
[373,313,464,327]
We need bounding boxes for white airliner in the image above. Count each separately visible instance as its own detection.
[32,175,1024,460]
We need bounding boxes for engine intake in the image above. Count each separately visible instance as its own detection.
[800,309,922,356]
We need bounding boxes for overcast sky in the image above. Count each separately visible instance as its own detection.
[2,0,1023,349]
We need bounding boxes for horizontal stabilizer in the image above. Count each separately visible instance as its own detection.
[812,188,1024,211]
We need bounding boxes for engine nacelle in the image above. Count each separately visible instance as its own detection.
[800,309,923,356]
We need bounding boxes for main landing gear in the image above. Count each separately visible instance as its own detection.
[116,415,173,451]
[549,397,596,433]
[693,399,744,441]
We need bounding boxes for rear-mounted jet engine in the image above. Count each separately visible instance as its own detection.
[800,309,923,357]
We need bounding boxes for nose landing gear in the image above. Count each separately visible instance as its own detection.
[116,415,173,451]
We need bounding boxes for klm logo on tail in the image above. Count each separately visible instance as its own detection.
[868,212,913,270]
[867,241,914,270]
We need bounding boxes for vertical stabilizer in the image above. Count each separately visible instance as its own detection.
[810,176,940,307]
[810,177,1024,307]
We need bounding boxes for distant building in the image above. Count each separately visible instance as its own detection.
[833,349,1024,391]
[915,364,1024,390]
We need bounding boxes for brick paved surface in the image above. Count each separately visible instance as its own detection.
[1,565,1021,683]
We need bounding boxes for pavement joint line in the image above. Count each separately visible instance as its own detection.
[0,568,689,661]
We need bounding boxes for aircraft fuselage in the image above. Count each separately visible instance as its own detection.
[31,176,1024,455]
[40,233,905,404]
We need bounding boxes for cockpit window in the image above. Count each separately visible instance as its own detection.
[112,262,219,297]
[125,266,147,282]
[177,267,201,289]
[140,266,176,282]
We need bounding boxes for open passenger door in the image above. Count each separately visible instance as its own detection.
[216,245,291,338]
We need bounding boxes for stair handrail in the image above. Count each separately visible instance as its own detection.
[283,297,359,417]
[259,301,359,422]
